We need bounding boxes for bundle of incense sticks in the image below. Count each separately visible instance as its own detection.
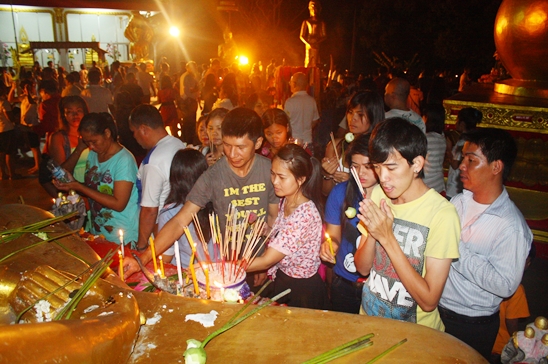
[189,204,271,285]
[330,132,344,171]
[350,166,366,198]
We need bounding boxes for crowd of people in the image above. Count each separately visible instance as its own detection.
[0,57,534,363]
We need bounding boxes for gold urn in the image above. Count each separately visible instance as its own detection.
[494,0,548,98]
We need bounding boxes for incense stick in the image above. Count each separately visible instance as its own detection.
[350,166,366,198]
[330,132,343,171]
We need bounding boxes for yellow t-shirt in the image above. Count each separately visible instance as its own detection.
[360,185,460,331]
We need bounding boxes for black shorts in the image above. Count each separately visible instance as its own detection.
[26,130,41,149]
[0,130,17,154]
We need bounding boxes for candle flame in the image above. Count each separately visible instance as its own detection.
[325,233,330,239]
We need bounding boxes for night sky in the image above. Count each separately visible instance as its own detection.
[158,0,501,78]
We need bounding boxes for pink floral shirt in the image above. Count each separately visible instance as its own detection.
[267,199,322,279]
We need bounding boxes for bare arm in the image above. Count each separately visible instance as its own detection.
[354,234,376,275]
[246,247,285,272]
[49,132,69,165]
[124,202,201,276]
[55,178,133,212]
[136,206,158,250]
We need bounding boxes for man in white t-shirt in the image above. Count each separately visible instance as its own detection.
[384,78,425,133]
[284,72,319,144]
[129,105,185,251]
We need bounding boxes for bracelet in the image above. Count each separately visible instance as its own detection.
[135,243,149,252]
[323,174,333,180]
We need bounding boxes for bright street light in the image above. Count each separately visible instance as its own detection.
[169,26,180,37]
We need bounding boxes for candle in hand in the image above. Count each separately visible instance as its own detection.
[118,250,124,281]
[325,233,336,263]
[149,236,158,273]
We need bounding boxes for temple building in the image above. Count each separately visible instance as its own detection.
[0,0,159,73]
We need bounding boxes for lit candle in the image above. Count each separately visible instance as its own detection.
[325,233,336,263]
[119,229,124,258]
[118,250,124,281]
[149,236,158,273]
[173,240,184,287]
[159,255,165,278]
[52,198,56,207]
[189,252,200,296]
[204,264,211,299]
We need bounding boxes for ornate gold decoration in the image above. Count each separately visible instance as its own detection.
[53,8,63,24]
[444,99,548,134]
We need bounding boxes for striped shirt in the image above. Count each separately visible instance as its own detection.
[439,188,532,317]
[424,132,446,193]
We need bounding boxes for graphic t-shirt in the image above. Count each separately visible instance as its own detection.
[361,185,460,331]
[85,147,139,244]
[188,155,279,232]
[325,181,363,282]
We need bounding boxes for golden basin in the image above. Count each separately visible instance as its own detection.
[0,205,487,363]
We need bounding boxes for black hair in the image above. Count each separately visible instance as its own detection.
[370,117,427,178]
[246,92,273,112]
[79,112,118,141]
[129,104,164,129]
[88,70,101,84]
[346,90,385,134]
[458,107,482,131]
[275,144,324,219]
[221,107,263,143]
[164,149,212,241]
[261,108,290,131]
[38,79,59,94]
[59,95,89,131]
[462,128,517,181]
[425,104,446,134]
[205,107,229,128]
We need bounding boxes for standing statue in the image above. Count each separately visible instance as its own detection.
[218,28,238,67]
[124,12,154,62]
[300,0,327,68]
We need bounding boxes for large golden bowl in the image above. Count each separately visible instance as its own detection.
[494,0,548,82]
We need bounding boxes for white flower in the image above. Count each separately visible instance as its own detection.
[345,133,355,143]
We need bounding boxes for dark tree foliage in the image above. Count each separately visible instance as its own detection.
[358,0,502,75]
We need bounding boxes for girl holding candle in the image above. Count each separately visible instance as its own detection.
[246,144,327,309]
[53,112,139,245]
[158,148,213,267]
[321,91,384,197]
[319,134,378,314]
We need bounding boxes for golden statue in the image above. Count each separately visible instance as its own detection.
[218,28,237,67]
[124,12,154,62]
[300,0,327,67]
